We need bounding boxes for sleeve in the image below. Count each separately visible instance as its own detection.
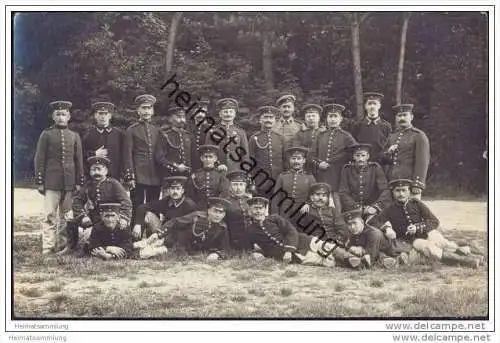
[81,130,94,159]
[217,173,231,197]
[415,201,440,235]
[117,231,134,256]
[88,226,103,251]
[72,183,88,220]
[278,216,299,253]
[371,164,391,212]
[74,132,85,186]
[154,133,177,174]
[412,132,430,190]
[378,137,394,165]
[271,174,284,213]
[135,200,164,226]
[123,127,135,182]
[248,134,257,158]
[309,135,322,170]
[290,131,302,147]
[116,128,125,179]
[368,208,392,233]
[338,166,358,210]
[208,226,230,259]
[112,179,133,224]
[34,130,48,186]
[162,218,181,247]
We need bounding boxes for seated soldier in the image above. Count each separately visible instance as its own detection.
[341,208,400,269]
[338,143,391,216]
[88,203,134,260]
[64,156,132,254]
[132,176,197,240]
[246,197,356,268]
[370,179,484,268]
[187,144,230,209]
[137,197,231,261]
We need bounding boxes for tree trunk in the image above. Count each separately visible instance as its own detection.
[165,12,183,77]
[396,13,411,105]
[351,13,364,120]
[262,30,274,91]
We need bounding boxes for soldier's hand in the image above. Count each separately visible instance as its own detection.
[206,253,220,262]
[132,225,142,239]
[348,246,364,256]
[74,185,82,193]
[95,146,108,158]
[216,164,228,173]
[318,162,330,170]
[364,206,377,215]
[387,144,399,153]
[106,246,126,259]
[176,163,189,172]
[251,252,266,261]
[127,180,136,190]
[411,187,422,195]
[81,216,92,226]
[300,203,310,214]
[119,218,129,230]
[406,224,417,235]
[37,185,45,195]
[385,228,397,240]
[282,251,292,264]
[91,247,107,258]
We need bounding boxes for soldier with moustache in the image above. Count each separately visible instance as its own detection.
[351,92,392,162]
[82,101,124,180]
[155,106,193,178]
[380,104,430,200]
[248,105,285,196]
[292,103,326,150]
[272,93,303,150]
[123,94,162,221]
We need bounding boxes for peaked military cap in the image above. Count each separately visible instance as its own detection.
[276,93,296,106]
[163,176,188,187]
[302,104,323,113]
[226,170,248,182]
[348,143,372,154]
[364,92,384,102]
[216,98,239,111]
[343,208,364,222]
[198,97,210,106]
[323,103,346,114]
[388,179,413,189]
[99,202,122,213]
[91,101,115,112]
[135,94,157,105]
[198,144,219,155]
[392,104,414,114]
[286,146,309,156]
[257,105,281,117]
[87,155,111,167]
[49,101,72,111]
[309,182,331,194]
[247,197,269,207]
[208,197,232,210]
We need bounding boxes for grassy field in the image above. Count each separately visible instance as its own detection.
[11,189,488,318]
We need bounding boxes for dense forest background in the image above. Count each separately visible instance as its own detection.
[12,11,488,196]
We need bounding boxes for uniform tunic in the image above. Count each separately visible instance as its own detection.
[338,162,392,212]
[272,170,316,217]
[309,128,357,192]
[72,177,132,224]
[155,127,193,177]
[272,117,303,149]
[34,125,85,191]
[343,225,395,261]
[224,194,253,250]
[298,205,347,241]
[123,121,161,186]
[370,199,439,242]
[380,126,430,189]
[248,130,285,183]
[135,196,197,226]
[188,122,212,171]
[82,126,124,179]
[88,222,134,256]
[187,168,229,209]
[161,211,229,257]
[351,117,392,161]
[291,127,326,150]
[205,123,249,172]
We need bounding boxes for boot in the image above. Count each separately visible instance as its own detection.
[441,251,480,269]
[361,254,372,268]
[381,257,397,269]
[397,252,409,265]
[347,256,361,269]
[456,246,471,256]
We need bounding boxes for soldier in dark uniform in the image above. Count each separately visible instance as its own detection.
[338,143,392,215]
[205,98,249,173]
[123,94,162,221]
[155,106,193,178]
[188,97,212,171]
[132,176,197,239]
[272,146,316,219]
[309,103,357,210]
[187,144,230,209]
[292,103,326,150]
[350,92,392,161]
[82,101,124,180]
[248,105,285,196]
[224,170,253,252]
[272,93,303,150]
[380,104,430,200]
[34,100,84,254]
[88,203,134,260]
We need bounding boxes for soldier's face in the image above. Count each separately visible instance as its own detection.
[137,104,154,120]
[289,154,306,170]
[249,203,268,222]
[219,108,236,122]
[94,110,112,127]
[230,181,247,196]
[52,110,71,126]
[170,113,187,128]
[90,164,108,180]
[365,100,381,119]
[353,150,370,165]
[207,206,226,223]
[326,112,343,128]
[102,212,119,229]
[392,186,411,203]
[201,153,218,168]
[260,113,276,128]
[310,190,329,207]
[304,111,320,127]
[395,112,413,126]
[168,184,185,200]
[347,218,365,235]
[279,102,295,118]
[193,108,207,122]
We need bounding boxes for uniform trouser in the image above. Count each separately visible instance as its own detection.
[412,230,459,260]
[305,237,357,267]
[41,190,73,252]
[142,211,162,238]
[357,229,395,262]
[133,234,168,259]
[130,184,161,224]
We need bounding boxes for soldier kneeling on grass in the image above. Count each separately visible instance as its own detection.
[132,197,231,261]
[88,203,134,260]
[369,179,484,268]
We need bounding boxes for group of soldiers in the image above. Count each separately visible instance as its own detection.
[32,91,484,269]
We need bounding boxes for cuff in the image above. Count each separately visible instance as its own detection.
[124,169,135,182]
[415,222,427,234]
[36,172,44,185]
[380,221,392,233]
[372,202,383,213]
[284,245,297,253]
[413,177,425,189]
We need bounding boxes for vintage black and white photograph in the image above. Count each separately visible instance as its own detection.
[10,9,490,321]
